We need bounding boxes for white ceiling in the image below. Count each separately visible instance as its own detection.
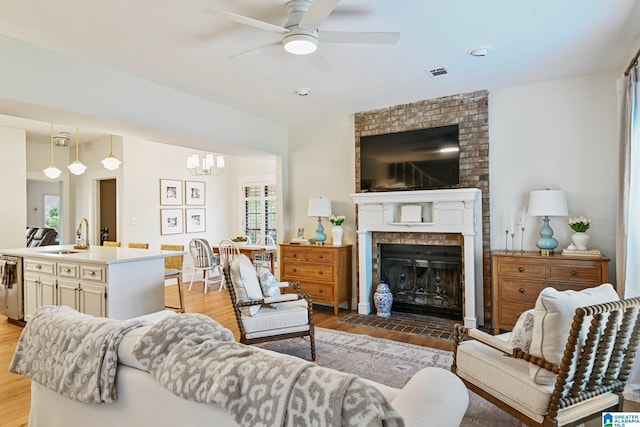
[0,0,639,141]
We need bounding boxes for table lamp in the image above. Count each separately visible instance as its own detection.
[307,197,332,245]
[528,189,568,256]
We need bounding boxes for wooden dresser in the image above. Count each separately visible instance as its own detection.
[491,251,610,333]
[279,244,352,316]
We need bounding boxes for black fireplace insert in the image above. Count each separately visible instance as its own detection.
[379,244,462,319]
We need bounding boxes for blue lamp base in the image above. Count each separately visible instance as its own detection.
[536,216,558,256]
[314,217,327,245]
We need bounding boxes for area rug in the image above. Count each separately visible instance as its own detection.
[255,328,524,426]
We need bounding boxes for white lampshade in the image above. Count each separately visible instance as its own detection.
[102,134,121,170]
[68,160,87,175]
[528,189,568,217]
[43,165,62,179]
[307,197,332,217]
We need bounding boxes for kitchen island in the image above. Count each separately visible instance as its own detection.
[1,245,182,321]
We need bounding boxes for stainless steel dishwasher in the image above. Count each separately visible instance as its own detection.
[0,255,23,323]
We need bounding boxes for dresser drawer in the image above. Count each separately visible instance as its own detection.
[498,301,531,330]
[498,261,546,278]
[549,265,602,284]
[24,259,56,275]
[58,262,80,279]
[80,265,106,283]
[281,247,309,262]
[499,280,547,304]
[282,263,334,282]
[301,282,334,303]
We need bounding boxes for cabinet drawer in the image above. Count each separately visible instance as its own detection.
[498,301,532,330]
[549,265,602,284]
[499,280,547,304]
[24,259,56,275]
[301,282,334,303]
[58,263,80,279]
[281,247,308,262]
[282,263,333,282]
[80,265,106,282]
[307,250,334,264]
[498,261,546,278]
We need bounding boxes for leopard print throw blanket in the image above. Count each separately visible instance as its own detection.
[132,314,404,427]
[10,305,147,404]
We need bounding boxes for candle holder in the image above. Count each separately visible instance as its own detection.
[520,227,525,253]
[510,232,515,254]
[505,229,509,252]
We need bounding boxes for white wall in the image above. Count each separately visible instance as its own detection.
[490,70,619,280]
[0,127,27,249]
[287,71,621,284]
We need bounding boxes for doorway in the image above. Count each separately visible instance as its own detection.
[99,179,117,245]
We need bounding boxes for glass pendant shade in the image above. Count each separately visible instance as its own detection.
[101,134,121,170]
[187,152,225,175]
[43,122,62,179]
[68,128,87,175]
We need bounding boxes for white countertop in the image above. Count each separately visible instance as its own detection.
[1,244,183,265]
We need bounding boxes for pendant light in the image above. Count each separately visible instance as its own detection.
[67,128,87,175]
[101,134,121,170]
[43,122,62,179]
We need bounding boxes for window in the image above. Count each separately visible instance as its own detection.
[43,194,60,241]
[242,181,277,244]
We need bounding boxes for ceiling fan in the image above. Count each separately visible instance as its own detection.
[203,0,399,59]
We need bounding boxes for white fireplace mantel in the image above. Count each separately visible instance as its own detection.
[351,188,484,328]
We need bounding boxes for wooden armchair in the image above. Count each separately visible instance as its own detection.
[223,254,316,360]
[453,287,640,427]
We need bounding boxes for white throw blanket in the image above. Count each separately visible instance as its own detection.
[132,314,404,427]
[10,305,147,404]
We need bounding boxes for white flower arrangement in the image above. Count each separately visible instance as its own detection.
[568,216,590,233]
[329,214,345,226]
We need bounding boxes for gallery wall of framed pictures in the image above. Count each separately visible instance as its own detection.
[159,179,206,235]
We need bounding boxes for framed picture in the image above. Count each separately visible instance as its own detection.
[185,181,205,205]
[185,208,206,233]
[160,209,183,235]
[160,179,183,205]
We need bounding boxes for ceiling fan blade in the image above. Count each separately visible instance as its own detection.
[203,8,288,34]
[227,40,280,59]
[298,0,341,31]
[318,31,400,44]
[306,48,332,72]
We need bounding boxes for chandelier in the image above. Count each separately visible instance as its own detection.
[187,153,225,176]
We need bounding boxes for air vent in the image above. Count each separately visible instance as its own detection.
[427,67,449,78]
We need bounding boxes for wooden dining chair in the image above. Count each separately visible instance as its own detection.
[103,241,121,247]
[128,242,149,249]
[253,234,276,272]
[161,244,185,313]
[188,238,220,293]
[217,239,240,292]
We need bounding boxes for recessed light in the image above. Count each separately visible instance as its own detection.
[468,47,489,57]
[295,88,311,96]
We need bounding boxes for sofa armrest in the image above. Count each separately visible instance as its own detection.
[392,367,468,427]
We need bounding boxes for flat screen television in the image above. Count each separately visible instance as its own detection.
[359,124,460,192]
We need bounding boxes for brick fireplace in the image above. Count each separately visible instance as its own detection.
[351,189,484,328]
[354,90,491,322]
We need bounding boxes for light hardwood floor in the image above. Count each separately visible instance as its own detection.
[0,282,452,427]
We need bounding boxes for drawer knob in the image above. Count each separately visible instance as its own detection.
[64,268,71,273]
[318,289,323,293]
[318,270,323,275]
[318,255,324,259]
[571,270,577,276]
[518,266,524,273]
[36,264,42,269]
[292,253,297,258]
[292,268,297,273]
[89,271,96,276]
[519,288,525,294]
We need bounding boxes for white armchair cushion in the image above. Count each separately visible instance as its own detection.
[229,255,264,316]
[241,298,310,339]
[508,309,535,351]
[529,283,619,385]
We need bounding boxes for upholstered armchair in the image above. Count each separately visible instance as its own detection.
[223,254,316,360]
[452,283,640,427]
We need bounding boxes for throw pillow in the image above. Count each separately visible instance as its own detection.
[508,309,535,352]
[258,268,282,309]
[229,255,264,316]
[529,283,619,385]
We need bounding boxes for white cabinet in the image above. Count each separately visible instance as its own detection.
[24,257,107,320]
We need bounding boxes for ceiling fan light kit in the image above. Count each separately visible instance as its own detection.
[283,33,318,55]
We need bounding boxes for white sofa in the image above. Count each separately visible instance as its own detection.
[26,310,469,427]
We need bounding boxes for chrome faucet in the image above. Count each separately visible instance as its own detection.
[74,218,89,250]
